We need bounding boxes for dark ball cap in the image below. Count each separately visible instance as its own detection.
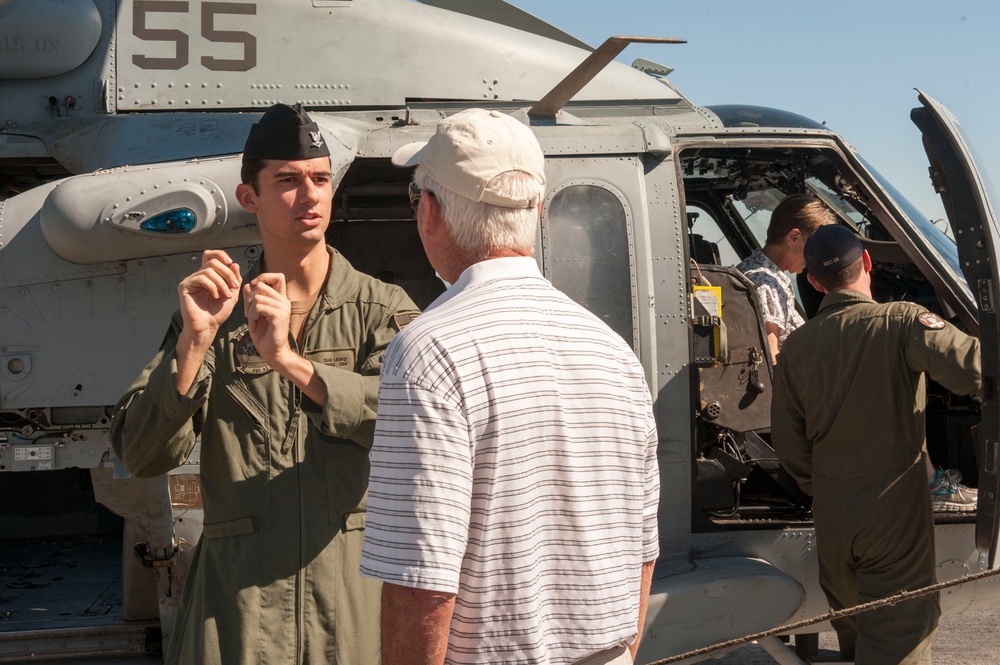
[804,224,863,276]
[242,103,331,162]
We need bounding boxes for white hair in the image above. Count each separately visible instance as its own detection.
[414,167,542,260]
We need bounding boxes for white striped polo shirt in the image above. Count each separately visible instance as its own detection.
[361,256,659,665]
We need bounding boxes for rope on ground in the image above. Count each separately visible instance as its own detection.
[644,564,1000,665]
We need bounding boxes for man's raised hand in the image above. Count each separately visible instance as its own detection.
[178,250,243,340]
[243,272,293,367]
[174,250,242,394]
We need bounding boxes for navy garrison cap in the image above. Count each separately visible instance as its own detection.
[242,103,330,162]
[804,225,863,276]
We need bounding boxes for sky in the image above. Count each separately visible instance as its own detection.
[511,0,1000,225]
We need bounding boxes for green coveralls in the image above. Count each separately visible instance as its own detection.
[111,248,418,665]
[771,289,980,665]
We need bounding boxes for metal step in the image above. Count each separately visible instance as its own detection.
[0,623,160,663]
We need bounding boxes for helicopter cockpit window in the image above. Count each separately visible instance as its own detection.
[862,157,966,290]
[805,177,869,228]
[680,147,877,260]
[543,184,634,346]
[729,177,867,248]
[687,204,739,266]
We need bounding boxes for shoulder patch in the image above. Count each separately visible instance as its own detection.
[918,312,947,330]
[232,326,272,375]
[392,310,421,331]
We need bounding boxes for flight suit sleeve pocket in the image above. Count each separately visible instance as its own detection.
[202,516,256,539]
[344,512,366,532]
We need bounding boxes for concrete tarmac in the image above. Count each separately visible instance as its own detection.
[55,602,1000,665]
[671,601,1000,664]
[57,598,1000,665]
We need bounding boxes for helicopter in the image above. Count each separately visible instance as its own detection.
[1,0,999,662]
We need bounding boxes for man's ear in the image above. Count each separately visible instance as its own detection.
[807,272,828,294]
[421,192,444,235]
[236,183,258,214]
[862,249,873,273]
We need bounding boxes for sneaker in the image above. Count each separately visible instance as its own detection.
[929,469,977,513]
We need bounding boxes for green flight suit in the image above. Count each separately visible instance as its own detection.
[111,247,419,665]
[771,289,980,665]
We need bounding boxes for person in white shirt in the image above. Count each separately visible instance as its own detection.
[360,109,660,665]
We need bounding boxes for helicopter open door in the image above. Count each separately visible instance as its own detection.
[911,90,1000,568]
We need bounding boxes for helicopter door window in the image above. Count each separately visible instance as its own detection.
[542,183,635,347]
[687,204,739,266]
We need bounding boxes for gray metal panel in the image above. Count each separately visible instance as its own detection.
[0,0,116,128]
[0,169,258,413]
[0,0,103,79]
[643,149,691,539]
[115,0,680,111]
[639,556,804,661]
[0,534,136,629]
[0,247,261,412]
[416,0,592,51]
[1,437,106,471]
[371,109,656,159]
[45,114,258,173]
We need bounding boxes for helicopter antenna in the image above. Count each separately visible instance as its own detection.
[528,36,685,119]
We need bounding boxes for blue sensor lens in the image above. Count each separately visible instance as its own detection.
[140,208,197,233]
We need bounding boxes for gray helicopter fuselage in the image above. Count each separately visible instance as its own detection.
[1,1,998,663]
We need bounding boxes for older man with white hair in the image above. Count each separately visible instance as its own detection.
[361,109,660,665]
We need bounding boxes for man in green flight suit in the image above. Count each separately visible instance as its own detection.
[111,103,419,664]
[771,224,981,665]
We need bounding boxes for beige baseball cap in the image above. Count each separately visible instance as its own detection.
[392,109,546,209]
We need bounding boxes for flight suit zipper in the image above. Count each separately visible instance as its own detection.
[288,334,306,663]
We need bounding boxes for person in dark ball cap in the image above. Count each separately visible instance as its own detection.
[771,224,981,664]
[111,102,419,665]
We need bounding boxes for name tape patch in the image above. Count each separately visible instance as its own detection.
[306,348,356,370]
